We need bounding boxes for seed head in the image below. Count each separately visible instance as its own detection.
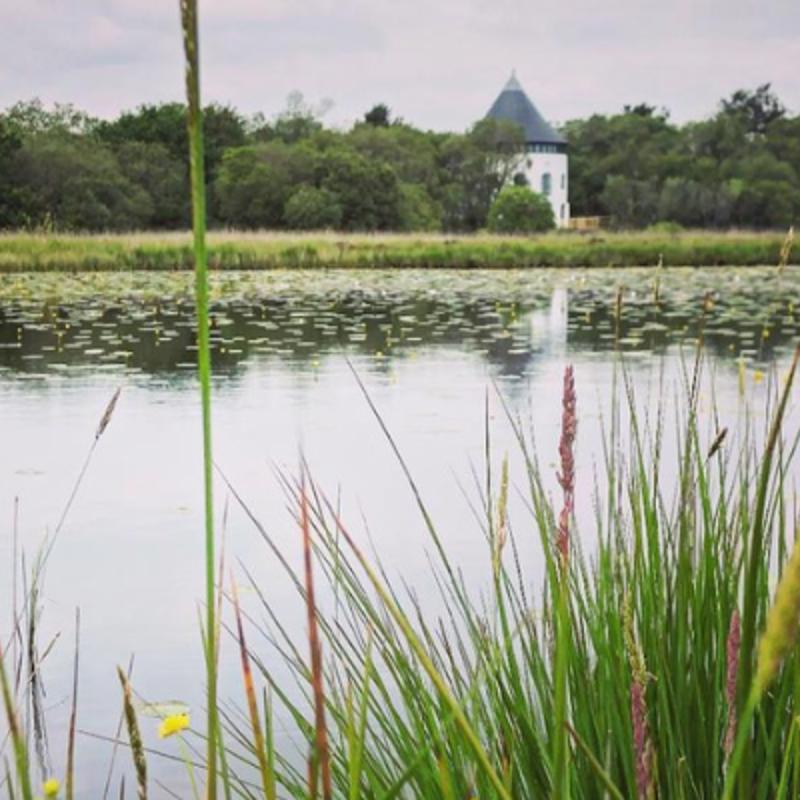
[555,366,576,564]
[755,530,800,695]
[723,610,740,757]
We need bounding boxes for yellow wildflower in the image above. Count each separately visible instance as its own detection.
[158,712,190,738]
[753,370,765,385]
[43,778,60,797]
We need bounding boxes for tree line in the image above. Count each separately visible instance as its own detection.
[0,85,796,233]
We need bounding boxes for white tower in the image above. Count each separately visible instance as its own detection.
[486,73,570,228]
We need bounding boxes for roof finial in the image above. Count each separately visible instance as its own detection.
[504,70,522,92]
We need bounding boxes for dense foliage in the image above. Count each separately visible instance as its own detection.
[488,186,555,233]
[0,85,797,232]
[565,87,800,229]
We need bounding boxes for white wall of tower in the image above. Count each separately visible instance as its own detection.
[520,150,570,228]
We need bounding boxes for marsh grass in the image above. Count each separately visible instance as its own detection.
[179,1,219,796]
[0,229,794,272]
[194,344,797,800]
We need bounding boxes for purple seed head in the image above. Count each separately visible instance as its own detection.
[556,366,576,563]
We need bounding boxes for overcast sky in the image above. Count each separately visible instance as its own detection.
[1,0,798,131]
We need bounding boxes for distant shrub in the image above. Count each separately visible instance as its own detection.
[283,186,343,230]
[487,186,555,234]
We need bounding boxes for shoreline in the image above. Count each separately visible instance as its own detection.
[0,230,794,272]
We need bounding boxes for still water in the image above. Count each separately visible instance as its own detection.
[1,267,798,794]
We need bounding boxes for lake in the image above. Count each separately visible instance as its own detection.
[1,266,798,795]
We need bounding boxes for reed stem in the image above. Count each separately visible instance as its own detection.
[179,1,217,796]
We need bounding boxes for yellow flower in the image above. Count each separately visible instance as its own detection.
[43,778,60,797]
[753,369,765,385]
[158,712,190,738]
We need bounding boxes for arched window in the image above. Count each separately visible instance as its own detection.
[541,172,552,196]
[561,173,566,190]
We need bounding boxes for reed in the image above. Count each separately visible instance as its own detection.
[117,667,147,800]
[0,229,795,272]
[0,641,33,800]
[207,338,799,800]
[179,0,219,796]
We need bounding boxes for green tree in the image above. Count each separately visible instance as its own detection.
[601,176,660,228]
[1,84,799,232]
[215,145,292,228]
[115,141,187,228]
[727,152,799,227]
[721,83,785,136]
[96,101,245,199]
[215,140,318,228]
[264,91,332,144]
[11,134,151,230]
[0,118,24,227]
[347,123,439,186]
[657,177,735,228]
[487,186,554,233]
[316,146,401,230]
[283,186,343,229]
[364,104,391,127]
[96,102,188,161]
[4,99,97,136]
[436,118,525,231]
[563,108,683,219]
[397,183,441,231]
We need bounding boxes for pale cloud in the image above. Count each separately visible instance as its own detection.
[0,0,797,130]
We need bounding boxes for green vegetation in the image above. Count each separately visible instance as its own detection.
[0,229,795,272]
[488,185,555,233]
[179,0,219,794]
[1,85,797,233]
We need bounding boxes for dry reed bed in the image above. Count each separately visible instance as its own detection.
[0,229,794,271]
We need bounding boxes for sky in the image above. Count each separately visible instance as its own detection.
[0,0,798,132]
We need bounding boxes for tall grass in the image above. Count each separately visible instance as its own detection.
[179,0,219,797]
[0,229,795,271]
[205,346,797,800]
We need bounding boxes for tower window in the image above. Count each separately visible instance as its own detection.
[541,172,552,196]
[561,173,566,190]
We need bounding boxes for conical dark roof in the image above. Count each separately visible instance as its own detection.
[485,73,566,146]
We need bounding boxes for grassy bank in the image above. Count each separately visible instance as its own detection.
[0,229,795,272]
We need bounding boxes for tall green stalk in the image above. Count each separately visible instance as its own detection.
[179,1,217,796]
[736,344,800,797]
[0,643,33,800]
